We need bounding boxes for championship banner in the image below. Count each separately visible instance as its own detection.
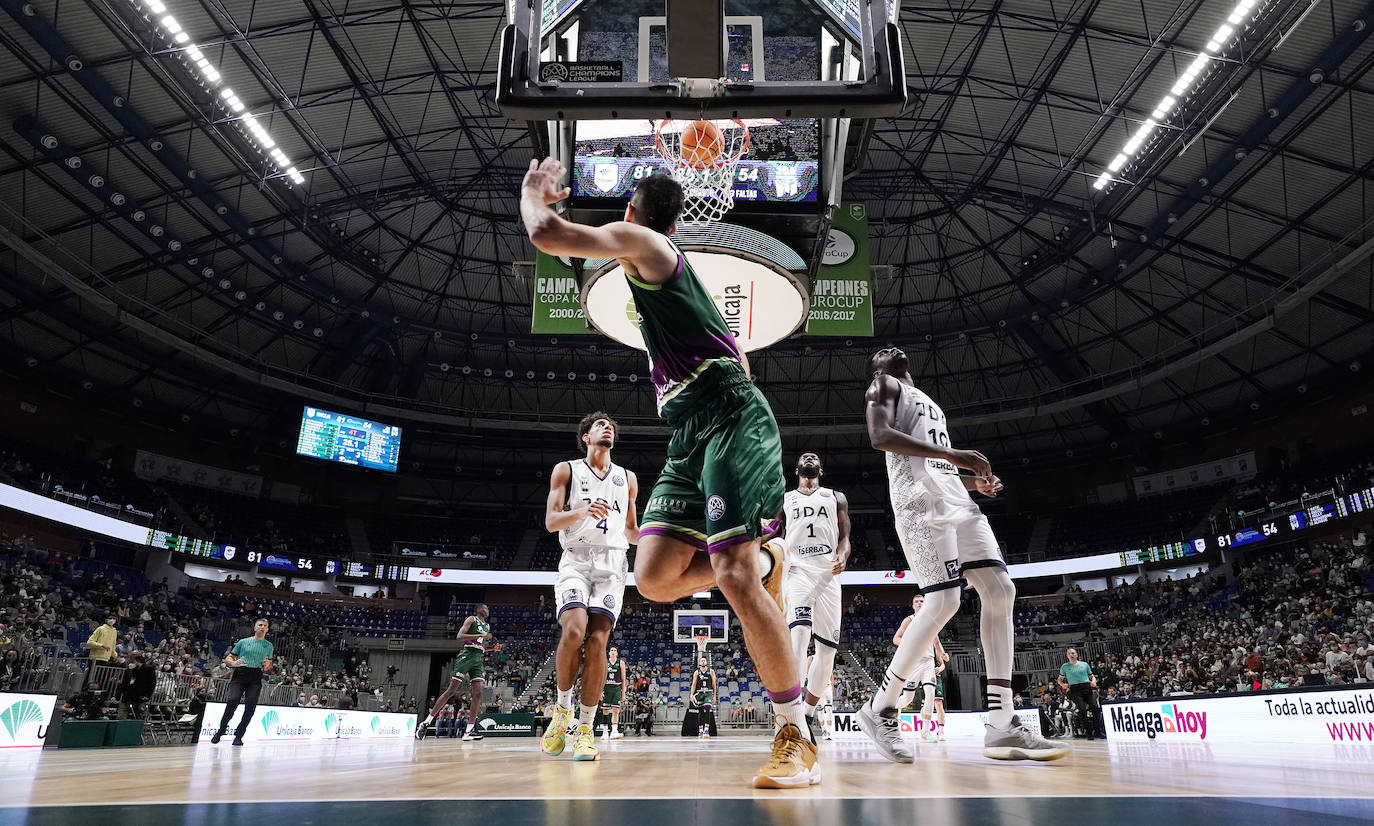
[472,712,537,737]
[196,704,416,744]
[807,202,873,337]
[830,709,1043,741]
[1133,451,1256,498]
[1105,686,1374,745]
[0,692,58,748]
[135,450,263,499]
[531,252,593,334]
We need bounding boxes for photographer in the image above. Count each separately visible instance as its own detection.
[61,682,111,721]
[632,692,654,736]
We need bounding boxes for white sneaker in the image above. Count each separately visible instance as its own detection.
[920,729,939,743]
[984,715,1071,761]
[611,730,624,739]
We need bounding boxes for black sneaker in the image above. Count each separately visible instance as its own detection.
[805,714,823,744]
[232,737,244,746]
[211,732,223,744]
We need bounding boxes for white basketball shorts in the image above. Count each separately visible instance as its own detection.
[892,492,1005,594]
[784,566,842,648]
[555,544,628,626]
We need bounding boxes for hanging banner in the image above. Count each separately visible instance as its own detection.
[807,202,874,337]
[134,450,263,499]
[531,252,594,335]
[1133,451,1256,498]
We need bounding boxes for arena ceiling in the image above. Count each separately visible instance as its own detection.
[0,0,1371,477]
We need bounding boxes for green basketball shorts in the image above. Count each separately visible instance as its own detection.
[601,684,623,708]
[450,647,486,683]
[640,364,785,554]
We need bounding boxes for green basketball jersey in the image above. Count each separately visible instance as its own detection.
[464,617,490,652]
[606,660,622,685]
[626,248,744,419]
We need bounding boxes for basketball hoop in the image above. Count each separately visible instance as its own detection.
[654,118,751,225]
[692,633,710,657]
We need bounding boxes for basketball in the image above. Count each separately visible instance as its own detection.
[680,120,724,169]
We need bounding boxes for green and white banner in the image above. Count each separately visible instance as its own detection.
[807,202,874,337]
[531,252,594,335]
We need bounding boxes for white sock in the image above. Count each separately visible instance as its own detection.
[422,714,434,725]
[803,700,818,718]
[772,696,811,742]
[986,685,1014,729]
[557,688,573,709]
[578,703,597,726]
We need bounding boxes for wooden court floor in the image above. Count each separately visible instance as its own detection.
[3,734,1373,824]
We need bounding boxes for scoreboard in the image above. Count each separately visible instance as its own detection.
[296,407,402,473]
[149,530,236,561]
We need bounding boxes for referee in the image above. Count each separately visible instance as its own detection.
[212,618,274,746]
[1056,647,1102,739]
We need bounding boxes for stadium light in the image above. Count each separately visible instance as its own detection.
[1092,0,1264,191]
[136,0,305,186]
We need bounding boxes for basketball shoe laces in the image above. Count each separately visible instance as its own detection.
[762,717,804,769]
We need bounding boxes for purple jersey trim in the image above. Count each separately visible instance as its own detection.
[705,530,755,555]
[640,525,707,550]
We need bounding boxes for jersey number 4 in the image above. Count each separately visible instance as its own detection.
[587,497,621,533]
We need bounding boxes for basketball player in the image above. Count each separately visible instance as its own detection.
[540,411,639,763]
[803,653,838,740]
[689,655,717,738]
[521,159,818,788]
[893,594,949,742]
[415,604,494,742]
[210,618,272,745]
[602,646,627,739]
[857,347,1070,762]
[764,451,850,741]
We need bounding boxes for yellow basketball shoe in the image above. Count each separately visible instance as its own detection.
[541,705,573,756]
[752,721,820,789]
[572,723,599,762]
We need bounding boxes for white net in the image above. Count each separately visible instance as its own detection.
[655,119,751,225]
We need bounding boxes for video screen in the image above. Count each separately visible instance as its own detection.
[570,119,821,207]
[296,407,401,473]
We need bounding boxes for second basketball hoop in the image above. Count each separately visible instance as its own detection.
[654,119,750,224]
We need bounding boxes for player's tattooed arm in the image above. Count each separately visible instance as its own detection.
[865,376,992,476]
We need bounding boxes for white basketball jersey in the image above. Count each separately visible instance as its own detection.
[885,383,970,504]
[782,487,840,574]
[559,459,631,552]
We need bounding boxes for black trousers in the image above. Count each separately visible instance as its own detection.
[1067,684,1103,738]
[216,668,263,739]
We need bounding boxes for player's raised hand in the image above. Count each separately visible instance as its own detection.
[946,448,992,478]
[523,157,571,205]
